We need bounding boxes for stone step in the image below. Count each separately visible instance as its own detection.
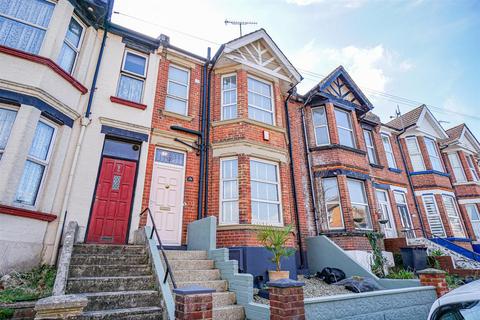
[69,264,152,277]
[73,306,163,320]
[174,269,221,282]
[70,254,148,266]
[213,305,245,320]
[212,292,236,308]
[164,250,208,260]
[73,244,146,255]
[176,280,228,292]
[67,276,155,294]
[170,259,214,270]
[80,290,161,312]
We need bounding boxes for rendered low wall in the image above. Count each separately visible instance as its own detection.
[304,286,436,320]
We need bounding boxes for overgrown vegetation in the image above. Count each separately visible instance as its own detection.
[386,267,416,279]
[257,224,295,271]
[365,232,386,277]
[445,273,465,290]
[0,265,56,304]
[0,308,14,320]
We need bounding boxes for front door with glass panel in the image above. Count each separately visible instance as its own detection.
[150,148,185,245]
[466,204,480,239]
[394,192,415,239]
[376,189,397,238]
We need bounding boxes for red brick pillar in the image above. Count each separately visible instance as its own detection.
[417,268,449,297]
[268,278,306,320]
[173,287,215,320]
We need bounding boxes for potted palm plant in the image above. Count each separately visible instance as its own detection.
[257,224,295,281]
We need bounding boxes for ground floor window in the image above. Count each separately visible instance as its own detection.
[220,158,239,224]
[346,178,372,230]
[442,195,465,238]
[422,195,446,237]
[0,107,17,160]
[466,204,480,239]
[250,159,281,225]
[376,189,397,237]
[322,177,344,229]
[393,191,415,238]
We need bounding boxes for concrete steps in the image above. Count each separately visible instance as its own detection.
[67,244,164,319]
[167,250,244,319]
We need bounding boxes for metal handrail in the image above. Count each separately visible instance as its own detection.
[140,208,177,288]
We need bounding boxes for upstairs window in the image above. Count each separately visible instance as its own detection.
[221,74,237,120]
[381,134,397,168]
[405,136,425,171]
[117,51,147,103]
[312,106,329,146]
[0,107,17,160]
[166,65,189,115]
[15,120,55,206]
[57,17,84,74]
[467,155,479,181]
[248,77,274,125]
[220,158,238,224]
[424,137,443,172]
[334,108,355,148]
[250,159,281,225]
[363,129,377,164]
[347,178,372,230]
[0,0,55,54]
[448,153,466,183]
[322,177,343,229]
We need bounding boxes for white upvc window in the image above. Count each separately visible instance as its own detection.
[376,189,394,230]
[0,107,17,160]
[334,108,355,148]
[166,65,189,115]
[466,155,479,181]
[442,195,465,238]
[250,159,281,225]
[220,158,238,224]
[0,0,55,54]
[405,136,426,171]
[117,50,148,103]
[424,137,443,172]
[422,194,446,237]
[248,76,274,125]
[57,16,84,74]
[15,119,55,206]
[312,106,329,146]
[381,134,397,168]
[465,204,480,238]
[221,74,237,120]
[363,129,377,164]
[346,178,372,230]
[322,177,344,229]
[448,153,466,183]
[393,191,415,238]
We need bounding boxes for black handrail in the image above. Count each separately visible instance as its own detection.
[140,208,177,288]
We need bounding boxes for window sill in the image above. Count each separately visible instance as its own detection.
[218,224,288,231]
[388,167,402,174]
[110,96,147,110]
[162,110,194,122]
[370,163,384,169]
[211,118,286,134]
[310,144,367,155]
[409,170,450,177]
[453,181,480,186]
[0,204,57,222]
[322,230,374,237]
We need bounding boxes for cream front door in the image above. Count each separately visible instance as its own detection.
[149,148,185,246]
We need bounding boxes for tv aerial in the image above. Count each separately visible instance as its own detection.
[225,19,258,37]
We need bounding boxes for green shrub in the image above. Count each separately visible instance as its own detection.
[0,308,14,320]
[386,268,416,279]
[257,225,295,271]
[429,249,444,257]
[445,273,464,290]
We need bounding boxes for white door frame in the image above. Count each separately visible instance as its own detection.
[149,147,186,246]
[376,189,397,238]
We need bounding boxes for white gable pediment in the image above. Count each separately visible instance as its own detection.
[459,129,480,153]
[417,108,448,139]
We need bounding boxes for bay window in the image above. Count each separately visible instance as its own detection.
[466,155,479,181]
[442,195,465,238]
[363,129,377,164]
[248,77,274,125]
[15,120,55,206]
[334,108,355,148]
[220,158,238,224]
[166,65,189,115]
[422,195,446,237]
[57,17,84,74]
[0,107,17,160]
[221,74,237,120]
[347,179,372,229]
[394,191,415,238]
[312,106,329,146]
[250,159,281,225]
[381,134,397,168]
[0,0,55,54]
[117,51,148,103]
[424,137,443,172]
[322,177,343,229]
[448,153,466,183]
[405,136,425,171]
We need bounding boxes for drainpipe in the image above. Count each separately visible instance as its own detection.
[284,87,306,268]
[50,3,111,264]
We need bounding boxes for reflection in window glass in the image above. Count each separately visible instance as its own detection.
[322,177,343,229]
[335,108,355,148]
[221,158,238,224]
[222,75,237,120]
[166,65,189,115]
[313,107,329,146]
[432,300,480,320]
[0,108,17,160]
[248,77,273,125]
[250,160,280,224]
[347,179,372,229]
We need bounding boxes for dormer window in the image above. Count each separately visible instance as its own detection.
[312,106,329,146]
[248,76,274,125]
[424,137,443,172]
[334,108,355,148]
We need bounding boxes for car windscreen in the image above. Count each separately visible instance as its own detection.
[432,300,480,320]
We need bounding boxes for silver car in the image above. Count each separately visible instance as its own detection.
[428,280,480,320]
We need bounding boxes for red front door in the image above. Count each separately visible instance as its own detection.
[86,157,137,244]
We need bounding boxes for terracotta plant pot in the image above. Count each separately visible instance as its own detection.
[268,270,290,281]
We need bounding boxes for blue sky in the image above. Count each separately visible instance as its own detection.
[112,0,480,135]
